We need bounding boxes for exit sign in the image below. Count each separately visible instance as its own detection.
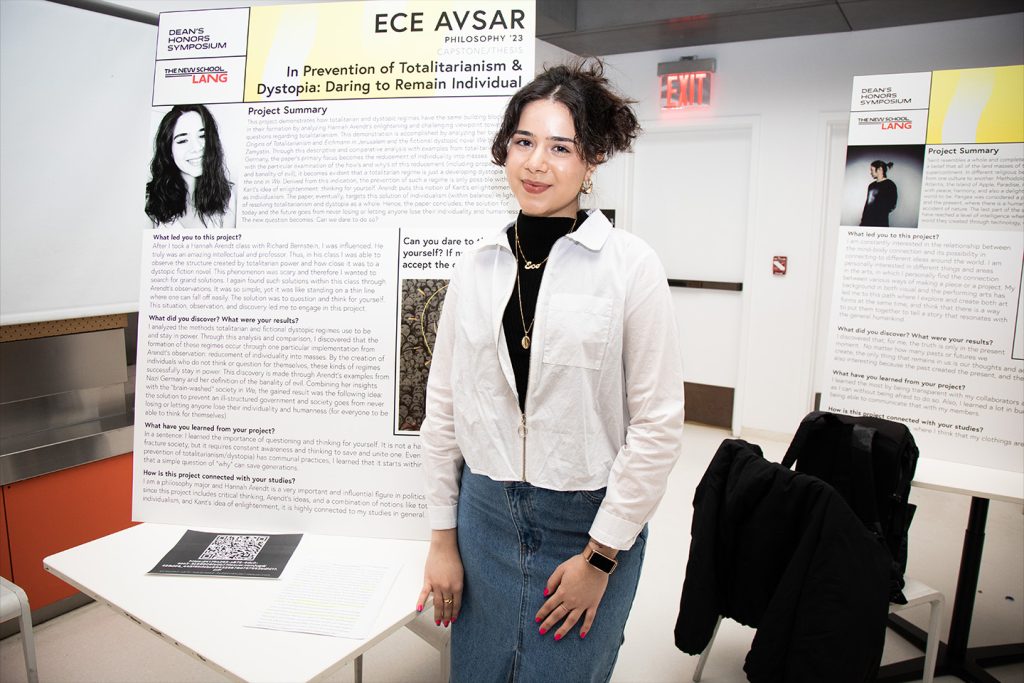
[658,57,715,109]
[661,72,711,108]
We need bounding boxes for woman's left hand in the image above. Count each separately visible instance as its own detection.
[535,554,609,640]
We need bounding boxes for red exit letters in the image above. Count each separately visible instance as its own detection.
[661,71,711,108]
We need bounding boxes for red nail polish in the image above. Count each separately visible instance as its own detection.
[539,628,547,635]
[452,617,457,623]
[435,620,441,626]
[416,604,423,612]
[443,621,450,627]
[555,633,562,641]
[580,631,587,639]
[535,616,541,623]
[543,588,549,596]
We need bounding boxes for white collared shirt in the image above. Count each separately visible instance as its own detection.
[420,209,684,550]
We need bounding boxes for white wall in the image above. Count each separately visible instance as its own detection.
[0,0,155,324]
[589,14,1024,437]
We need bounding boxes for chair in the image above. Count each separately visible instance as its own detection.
[887,578,944,683]
[691,615,721,681]
[676,440,895,682]
[692,578,944,683]
[405,608,451,682]
[0,576,39,683]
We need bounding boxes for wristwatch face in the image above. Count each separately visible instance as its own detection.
[586,548,617,574]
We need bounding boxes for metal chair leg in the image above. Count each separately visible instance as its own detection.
[693,615,722,682]
[921,593,944,683]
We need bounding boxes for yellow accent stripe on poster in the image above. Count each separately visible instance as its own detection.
[927,65,1024,144]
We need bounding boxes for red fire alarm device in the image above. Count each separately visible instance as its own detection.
[772,256,787,276]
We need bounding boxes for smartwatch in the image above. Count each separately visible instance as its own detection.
[583,546,618,575]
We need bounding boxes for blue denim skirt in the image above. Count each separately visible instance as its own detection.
[451,467,647,683]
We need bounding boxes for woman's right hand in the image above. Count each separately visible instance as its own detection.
[417,528,463,627]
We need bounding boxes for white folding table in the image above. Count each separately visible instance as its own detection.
[878,459,1024,683]
[44,523,430,683]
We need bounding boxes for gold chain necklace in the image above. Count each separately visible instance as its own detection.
[512,216,578,349]
[514,216,577,270]
[513,253,534,349]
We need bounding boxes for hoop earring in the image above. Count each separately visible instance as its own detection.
[581,178,593,195]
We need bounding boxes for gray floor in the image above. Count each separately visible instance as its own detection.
[3,424,1022,682]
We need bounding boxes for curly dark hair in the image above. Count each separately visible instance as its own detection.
[491,58,640,168]
[145,104,232,226]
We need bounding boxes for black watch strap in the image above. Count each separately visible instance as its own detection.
[584,546,618,575]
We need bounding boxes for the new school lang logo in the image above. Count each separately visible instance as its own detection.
[153,8,249,105]
[154,58,246,105]
[164,65,228,85]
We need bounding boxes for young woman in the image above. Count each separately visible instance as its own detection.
[859,160,897,227]
[417,59,685,682]
[145,104,236,229]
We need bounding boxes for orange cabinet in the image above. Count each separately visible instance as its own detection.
[0,487,11,580]
[2,453,136,608]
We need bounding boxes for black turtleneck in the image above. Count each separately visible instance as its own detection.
[503,210,587,412]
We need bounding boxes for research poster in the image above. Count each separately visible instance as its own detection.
[823,66,1024,473]
[133,1,535,537]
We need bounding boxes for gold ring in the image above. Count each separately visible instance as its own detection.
[443,597,453,604]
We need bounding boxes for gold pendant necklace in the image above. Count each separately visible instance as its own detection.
[512,215,579,349]
[514,234,535,349]
[515,216,577,271]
